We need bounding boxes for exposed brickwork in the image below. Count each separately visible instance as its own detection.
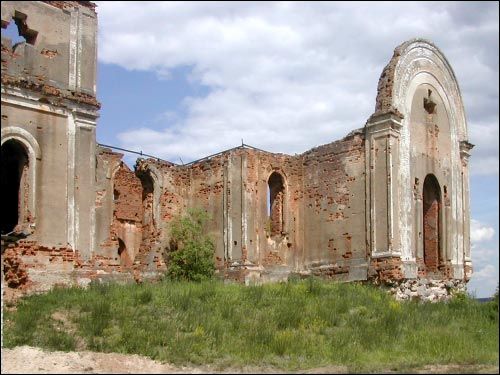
[262,251,283,266]
[464,264,473,282]
[368,257,404,283]
[310,264,350,278]
[113,163,143,223]
[3,246,30,288]
[372,39,415,117]
[302,131,365,266]
[423,176,440,272]
[40,49,58,59]
[1,74,101,108]
[1,239,165,296]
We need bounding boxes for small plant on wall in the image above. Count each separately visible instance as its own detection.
[165,208,215,282]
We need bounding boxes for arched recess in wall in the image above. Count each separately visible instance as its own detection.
[117,237,132,267]
[136,165,163,240]
[423,174,442,273]
[1,126,41,233]
[267,171,286,236]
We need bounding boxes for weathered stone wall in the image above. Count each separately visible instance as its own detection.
[2,1,99,256]
[1,104,69,246]
[133,138,367,284]
[99,159,143,267]
[240,149,302,283]
[94,147,122,253]
[301,130,366,281]
[1,0,98,100]
[2,1,101,294]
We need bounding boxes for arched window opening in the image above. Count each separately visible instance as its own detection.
[268,172,285,236]
[139,172,155,237]
[423,174,441,272]
[1,139,29,234]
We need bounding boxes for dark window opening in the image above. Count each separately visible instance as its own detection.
[268,172,285,236]
[423,174,441,272]
[13,11,38,45]
[1,140,29,234]
[423,89,436,114]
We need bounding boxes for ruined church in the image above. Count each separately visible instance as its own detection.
[1,1,474,299]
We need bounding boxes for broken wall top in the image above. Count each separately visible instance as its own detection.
[370,38,467,140]
[1,0,99,109]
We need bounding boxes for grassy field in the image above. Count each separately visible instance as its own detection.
[3,278,498,372]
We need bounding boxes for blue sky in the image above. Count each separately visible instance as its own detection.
[5,1,498,297]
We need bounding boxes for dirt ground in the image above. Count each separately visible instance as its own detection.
[1,346,498,374]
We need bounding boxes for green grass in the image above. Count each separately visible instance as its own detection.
[3,278,498,372]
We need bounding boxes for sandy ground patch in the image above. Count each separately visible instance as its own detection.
[1,346,498,374]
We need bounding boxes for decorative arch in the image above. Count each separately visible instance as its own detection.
[375,38,467,140]
[1,126,41,159]
[1,126,41,226]
[135,162,163,237]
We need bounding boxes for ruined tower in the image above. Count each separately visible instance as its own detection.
[1,1,99,287]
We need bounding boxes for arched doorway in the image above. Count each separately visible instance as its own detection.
[1,139,29,234]
[267,172,285,236]
[423,174,441,273]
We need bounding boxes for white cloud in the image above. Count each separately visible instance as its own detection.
[468,218,498,297]
[468,263,499,298]
[473,264,497,281]
[471,219,495,243]
[468,243,499,298]
[96,1,499,166]
[471,244,497,266]
[470,157,499,176]
[469,120,499,176]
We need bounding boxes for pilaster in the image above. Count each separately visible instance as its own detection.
[365,112,403,258]
[459,140,474,280]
